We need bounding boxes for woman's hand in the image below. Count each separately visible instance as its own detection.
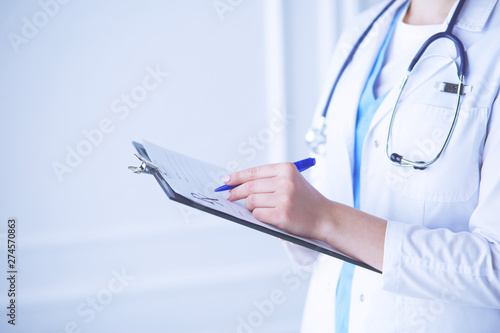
[224,162,332,242]
[224,162,387,271]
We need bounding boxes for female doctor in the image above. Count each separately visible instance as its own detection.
[224,0,500,332]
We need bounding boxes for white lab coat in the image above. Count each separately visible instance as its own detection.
[289,0,500,332]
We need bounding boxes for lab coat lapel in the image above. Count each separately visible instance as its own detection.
[342,2,406,153]
[338,0,409,150]
[368,84,399,133]
[325,1,404,205]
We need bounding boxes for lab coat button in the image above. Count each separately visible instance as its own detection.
[374,140,379,148]
[360,294,365,302]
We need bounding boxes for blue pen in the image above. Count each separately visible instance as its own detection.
[214,157,316,192]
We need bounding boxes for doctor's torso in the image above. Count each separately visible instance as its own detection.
[300,0,500,332]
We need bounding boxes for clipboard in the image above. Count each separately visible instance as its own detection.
[130,141,380,273]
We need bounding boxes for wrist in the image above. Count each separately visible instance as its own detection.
[314,199,340,245]
[313,200,387,270]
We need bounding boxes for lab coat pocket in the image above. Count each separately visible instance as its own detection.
[386,103,488,203]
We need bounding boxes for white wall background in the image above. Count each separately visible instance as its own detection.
[0,1,380,332]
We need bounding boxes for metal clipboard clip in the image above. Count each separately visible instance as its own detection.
[128,154,162,175]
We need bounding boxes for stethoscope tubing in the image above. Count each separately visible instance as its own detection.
[321,0,467,119]
[310,0,468,167]
[320,0,399,118]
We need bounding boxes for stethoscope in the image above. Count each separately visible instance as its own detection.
[306,0,468,170]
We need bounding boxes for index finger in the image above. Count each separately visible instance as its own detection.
[225,163,281,186]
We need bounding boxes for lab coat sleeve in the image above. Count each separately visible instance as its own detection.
[382,92,500,308]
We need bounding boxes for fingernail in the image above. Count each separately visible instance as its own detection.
[224,191,231,200]
[222,175,231,183]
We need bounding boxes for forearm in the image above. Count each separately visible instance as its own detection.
[317,201,387,271]
[224,163,388,271]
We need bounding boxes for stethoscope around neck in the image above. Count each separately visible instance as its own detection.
[306,0,468,170]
